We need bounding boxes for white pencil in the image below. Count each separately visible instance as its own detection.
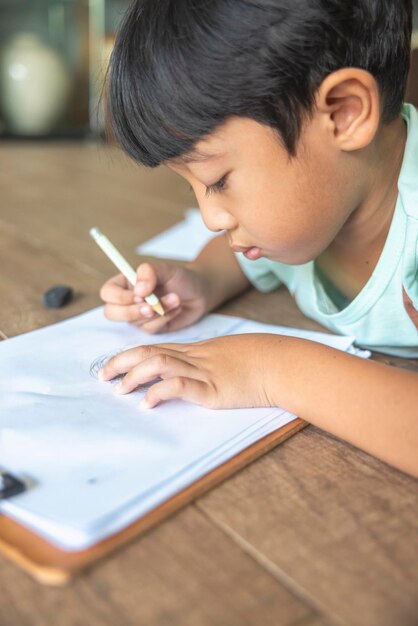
[89,227,165,317]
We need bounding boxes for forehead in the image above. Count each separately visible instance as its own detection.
[170,117,279,166]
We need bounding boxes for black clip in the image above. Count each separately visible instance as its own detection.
[0,472,26,499]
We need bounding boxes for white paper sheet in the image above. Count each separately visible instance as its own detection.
[0,308,368,550]
[136,208,217,260]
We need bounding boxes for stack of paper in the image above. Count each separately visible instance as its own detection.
[0,308,369,551]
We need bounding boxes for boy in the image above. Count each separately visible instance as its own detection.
[100,0,418,476]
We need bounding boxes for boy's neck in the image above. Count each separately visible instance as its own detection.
[316,114,407,299]
[333,115,407,257]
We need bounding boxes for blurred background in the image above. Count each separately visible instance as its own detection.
[0,0,417,142]
[0,0,129,140]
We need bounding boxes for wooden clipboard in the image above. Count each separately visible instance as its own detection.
[0,418,306,586]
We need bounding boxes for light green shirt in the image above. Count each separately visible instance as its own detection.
[237,104,418,357]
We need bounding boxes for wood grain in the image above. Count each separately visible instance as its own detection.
[0,143,190,272]
[198,426,418,626]
[0,507,324,626]
[0,229,103,337]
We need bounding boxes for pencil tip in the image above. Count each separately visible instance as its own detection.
[154,303,165,317]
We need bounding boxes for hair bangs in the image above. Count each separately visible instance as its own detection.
[107,0,243,167]
[107,8,192,166]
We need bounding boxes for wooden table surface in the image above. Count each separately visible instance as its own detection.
[0,142,417,626]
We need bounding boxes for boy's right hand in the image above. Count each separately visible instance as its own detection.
[100,262,208,334]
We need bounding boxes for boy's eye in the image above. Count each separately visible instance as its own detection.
[205,175,228,197]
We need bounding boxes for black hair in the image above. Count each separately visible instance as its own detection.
[107,0,413,166]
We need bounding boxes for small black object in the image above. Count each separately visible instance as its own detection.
[0,472,26,499]
[43,285,73,308]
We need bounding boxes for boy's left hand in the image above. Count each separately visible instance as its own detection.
[99,333,284,409]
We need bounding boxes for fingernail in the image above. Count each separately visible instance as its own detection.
[98,369,105,381]
[133,296,143,304]
[114,383,124,394]
[140,305,153,318]
[166,293,179,306]
[140,398,151,409]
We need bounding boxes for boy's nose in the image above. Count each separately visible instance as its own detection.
[200,203,236,233]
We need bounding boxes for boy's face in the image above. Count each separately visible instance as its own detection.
[169,115,366,265]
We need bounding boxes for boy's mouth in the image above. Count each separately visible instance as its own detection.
[231,244,263,261]
[243,247,263,260]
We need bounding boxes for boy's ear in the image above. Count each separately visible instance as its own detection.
[316,68,381,151]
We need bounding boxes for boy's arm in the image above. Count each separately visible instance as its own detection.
[267,338,418,477]
[193,240,418,475]
[191,234,252,311]
[102,329,418,476]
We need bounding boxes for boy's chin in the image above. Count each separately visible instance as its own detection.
[265,251,317,265]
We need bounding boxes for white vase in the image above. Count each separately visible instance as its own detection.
[0,33,71,135]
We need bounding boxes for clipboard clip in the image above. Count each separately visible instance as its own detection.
[0,471,26,500]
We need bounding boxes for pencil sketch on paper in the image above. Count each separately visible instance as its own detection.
[89,348,159,393]
[89,349,124,381]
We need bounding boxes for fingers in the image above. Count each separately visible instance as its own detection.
[100,273,135,306]
[134,263,159,299]
[101,263,177,305]
[99,342,212,408]
[142,377,209,409]
[100,265,167,306]
[104,291,181,325]
[136,292,180,322]
[134,262,176,299]
[138,302,182,333]
[101,264,183,328]
[101,267,162,307]
[115,354,198,395]
[104,302,150,323]
[99,344,185,381]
